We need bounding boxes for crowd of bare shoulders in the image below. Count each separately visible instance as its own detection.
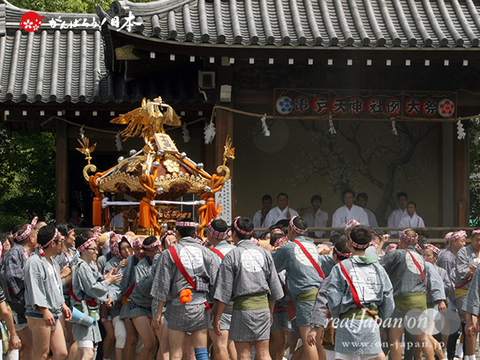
[0,191,477,360]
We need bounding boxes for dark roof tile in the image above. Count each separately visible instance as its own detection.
[102,0,480,48]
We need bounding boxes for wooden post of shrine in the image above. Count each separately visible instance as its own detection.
[55,119,69,223]
[453,128,470,227]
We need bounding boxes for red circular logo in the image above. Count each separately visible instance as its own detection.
[19,12,44,32]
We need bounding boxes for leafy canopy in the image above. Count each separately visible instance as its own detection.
[0,130,56,232]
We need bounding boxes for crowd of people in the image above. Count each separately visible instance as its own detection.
[0,199,475,360]
[253,190,425,237]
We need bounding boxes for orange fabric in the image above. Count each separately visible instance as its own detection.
[139,197,152,229]
[197,174,225,236]
[92,197,103,226]
[88,166,115,228]
[179,288,192,304]
[139,172,161,235]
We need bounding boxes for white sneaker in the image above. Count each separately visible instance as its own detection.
[456,343,464,359]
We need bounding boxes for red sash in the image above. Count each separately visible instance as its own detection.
[69,284,98,307]
[168,246,211,311]
[339,262,380,323]
[455,276,473,289]
[405,249,427,292]
[125,283,135,298]
[211,248,224,259]
[293,240,325,279]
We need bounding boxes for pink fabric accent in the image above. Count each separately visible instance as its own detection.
[424,243,440,255]
[175,221,198,228]
[273,236,289,248]
[207,221,229,240]
[334,247,352,258]
[385,243,398,253]
[289,216,307,235]
[15,216,39,242]
[401,229,418,244]
[142,240,161,249]
[233,217,253,236]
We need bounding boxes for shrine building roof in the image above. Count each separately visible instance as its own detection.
[100,0,480,49]
[0,1,113,104]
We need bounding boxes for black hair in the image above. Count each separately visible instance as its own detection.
[262,194,272,202]
[81,229,94,239]
[10,225,22,238]
[176,218,197,238]
[334,236,351,260]
[371,227,384,239]
[349,226,371,249]
[270,232,286,247]
[329,234,342,245]
[356,192,368,201]
[277,193,289,200]
[161,232,176,249]
[397,192,408,200]
[75,235,88,249]
[291,216,307,232]
[259,231,269,240]
[210,219,228,233]
[407,201,417,208]
[417,236,428,249]
[272,220,289,233]
[57,223,74,237]
[311,195,322,204]
[119,237,132,249]
[37,225,59,248]
[15,224,33,243]
[231,217,254,240]
[143,236,157,247]
[342,189,355,198]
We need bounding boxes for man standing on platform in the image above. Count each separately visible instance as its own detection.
[253,194,273,230]
[356,192,378,227]
[332,189,369,233]
[301,195,329,238]
[263,193,299,229]
[387,192,408,235]
[397,201,425,236]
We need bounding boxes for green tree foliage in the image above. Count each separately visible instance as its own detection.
[471,120,480,226]
[9,0,154,13]
[0,130,56,232]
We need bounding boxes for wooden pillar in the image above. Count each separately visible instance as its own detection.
[453,128,470,226]
[55,119,69,223]
[215,109,233,166]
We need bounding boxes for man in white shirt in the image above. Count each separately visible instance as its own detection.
[252,194,272,230]
[387,192,408,236]
[356,192,378,227]
[300,195,328,238]
[332,189,369,233]
[263,193,299,228]
[398,201,425,236]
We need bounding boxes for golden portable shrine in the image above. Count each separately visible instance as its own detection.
[76,97,234,235]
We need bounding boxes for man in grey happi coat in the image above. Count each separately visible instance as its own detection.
[151,218,218,360]
[272,216,324,360]
[464,255,480,358]
[327,225,394,360]
[454,230,480,360]
[381,229,446,360]
[24,225,72,360]
[213,216,283,360]
[206,219,236,360]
